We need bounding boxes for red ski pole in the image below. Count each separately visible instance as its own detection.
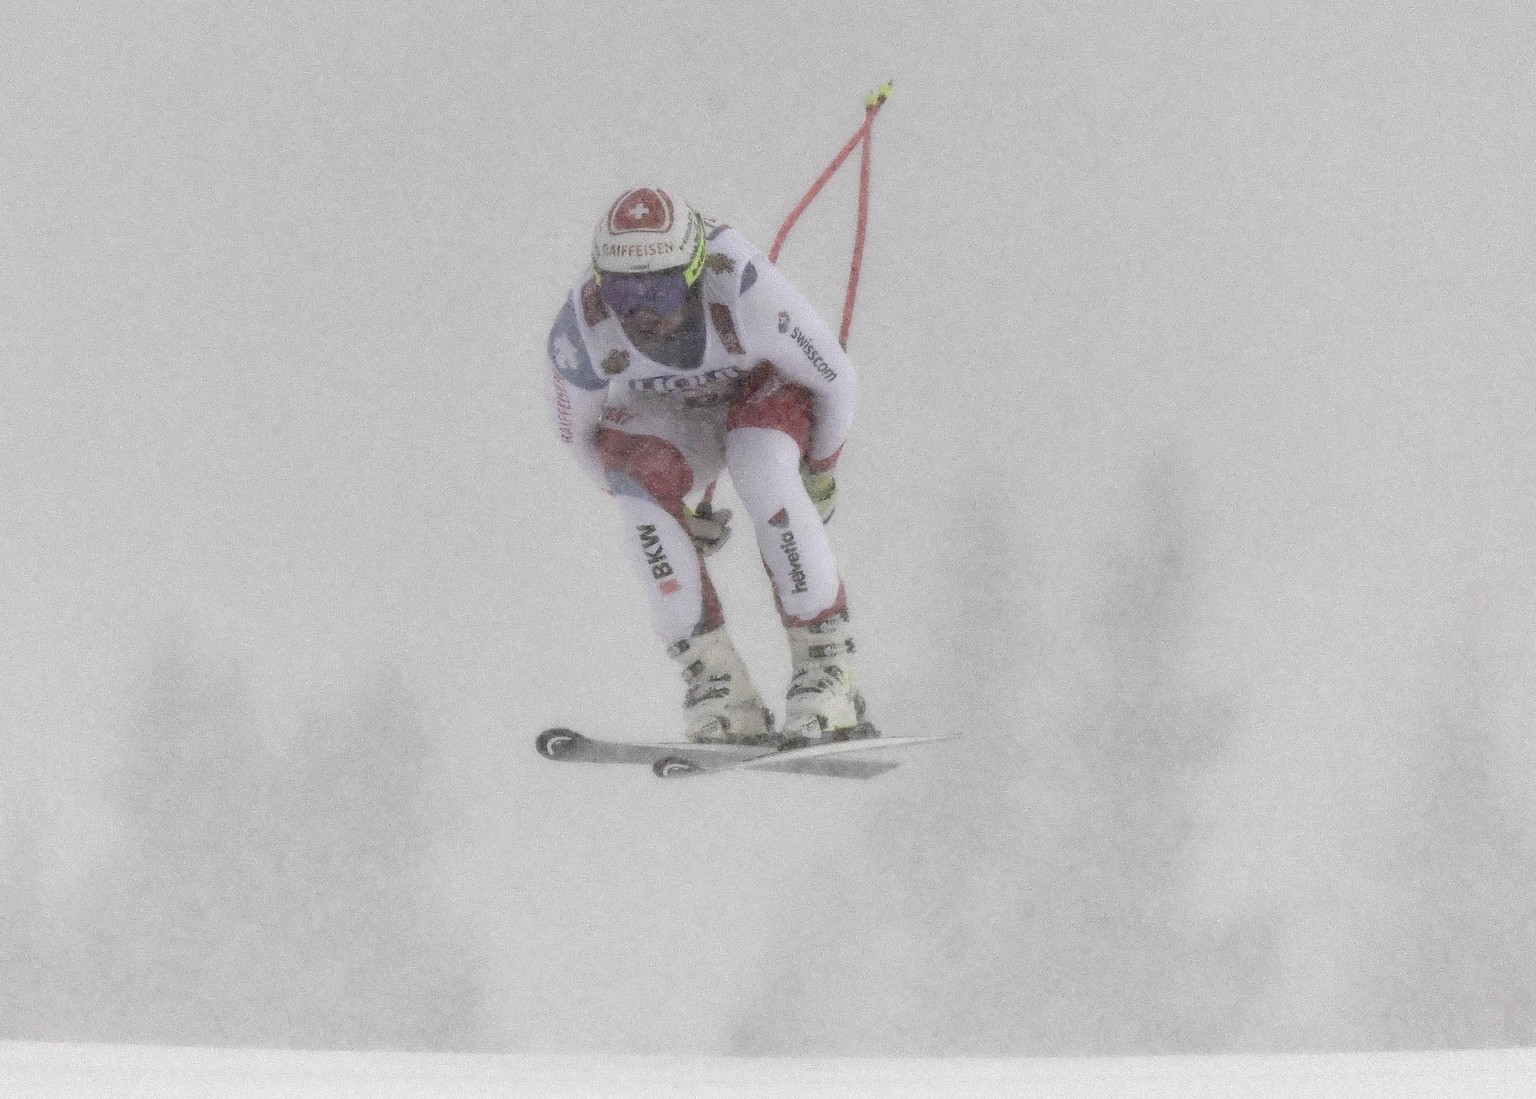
[698,83,892,517]
[838,84,889,349]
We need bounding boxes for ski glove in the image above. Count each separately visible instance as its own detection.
[683,501,732,556]
[800,462,837,524]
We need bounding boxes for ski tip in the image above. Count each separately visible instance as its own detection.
[653,755,706,778]
[536,728,584,760]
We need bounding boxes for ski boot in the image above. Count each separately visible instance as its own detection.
[782,612,872,749]
[668,628,777,745]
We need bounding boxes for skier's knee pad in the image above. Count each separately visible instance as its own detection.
[726,367,813,453]
[598,429,693,508]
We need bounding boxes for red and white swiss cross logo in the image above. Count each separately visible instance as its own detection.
[607,188,675,235]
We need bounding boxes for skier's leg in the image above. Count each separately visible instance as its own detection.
[724,369,841,623]
[598,414,773,744]
[598,428,720,643]
[725,370,866,742]
[726,426,845,620]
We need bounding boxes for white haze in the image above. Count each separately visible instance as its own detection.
[3,0,1533,1065]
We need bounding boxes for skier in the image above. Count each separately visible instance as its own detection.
[545,185,867,748]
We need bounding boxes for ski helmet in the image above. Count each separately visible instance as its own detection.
[591,186,707,286]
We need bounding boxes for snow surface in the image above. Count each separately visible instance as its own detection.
[3,0,1534,1074]
[4,1043,1536,1099]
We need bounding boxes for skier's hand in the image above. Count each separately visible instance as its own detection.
[800,462,837,524]
[683,501,732,556]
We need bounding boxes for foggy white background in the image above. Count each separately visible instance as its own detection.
[3,0,1533,1067]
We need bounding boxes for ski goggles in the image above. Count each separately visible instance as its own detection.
[595,212,709,317]
[596,268,693,317]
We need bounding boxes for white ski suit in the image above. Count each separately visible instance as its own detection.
[546,221,857,645]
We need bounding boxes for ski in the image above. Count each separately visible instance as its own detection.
[534,727,955,780]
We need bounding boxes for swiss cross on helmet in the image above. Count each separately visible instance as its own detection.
[592,187,707,277]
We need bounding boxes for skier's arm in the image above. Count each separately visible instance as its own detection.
[546,295,611,491]
[737,260,857,473]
